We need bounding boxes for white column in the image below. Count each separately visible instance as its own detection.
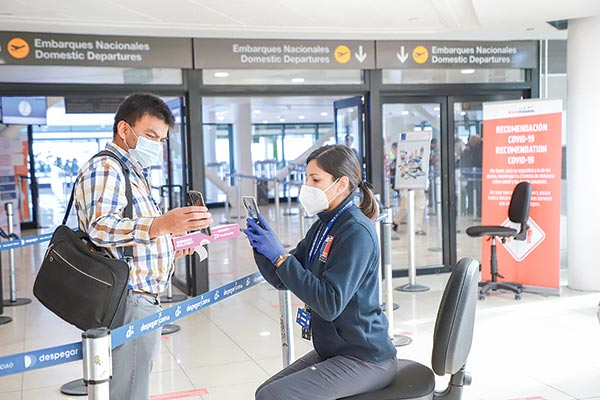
[566,16,600,291]
[204,111,218,201]
[233,102,254,196]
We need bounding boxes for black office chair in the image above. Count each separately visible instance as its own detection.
[466,181,531,300]
[341,257,479,400]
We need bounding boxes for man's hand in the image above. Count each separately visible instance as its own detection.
[149,206,213,238]
[174,247,195,259]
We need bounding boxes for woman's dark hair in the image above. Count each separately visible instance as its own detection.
[113,92,175,138]
[306,144,379,220]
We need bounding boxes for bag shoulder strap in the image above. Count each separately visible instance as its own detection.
[64,150,133,258]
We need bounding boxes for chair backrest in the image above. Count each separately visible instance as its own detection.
[508,181,532,239]
[431,258,479,376]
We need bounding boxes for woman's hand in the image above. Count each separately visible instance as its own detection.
[244,214,286,265]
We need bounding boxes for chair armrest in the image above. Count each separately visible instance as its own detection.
[514,223,529,241]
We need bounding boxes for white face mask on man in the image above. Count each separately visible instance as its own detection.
[126,125,164,169]
[298,178,341,216]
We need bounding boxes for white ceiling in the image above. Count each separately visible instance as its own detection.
[202,96,344,124]
[0,0,598,40]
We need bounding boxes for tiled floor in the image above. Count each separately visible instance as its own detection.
[1,201,599,400]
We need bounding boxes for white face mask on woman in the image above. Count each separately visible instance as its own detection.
[298,178,340,216]
[127,125,164,169]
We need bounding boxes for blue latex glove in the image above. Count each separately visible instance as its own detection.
[244,213,286,265]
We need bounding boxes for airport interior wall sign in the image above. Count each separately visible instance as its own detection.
[193,38,375,69]
[0,31,193,68]
[376,41,537,69]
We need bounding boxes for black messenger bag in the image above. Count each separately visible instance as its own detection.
[33,150,133,331]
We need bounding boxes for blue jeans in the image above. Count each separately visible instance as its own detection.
[109,292,162,400]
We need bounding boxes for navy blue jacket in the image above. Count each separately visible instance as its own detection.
[254,196,397,362]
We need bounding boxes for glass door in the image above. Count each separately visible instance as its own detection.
[161,96,191,294]
[381,92,528,275]
[382,98,445,272]
[160,97,186,210]
[450,94,524,267]
[202,123,234,204]
[334,96,366,171]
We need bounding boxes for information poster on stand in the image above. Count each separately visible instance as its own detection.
[394,132,432,190]
[481,99,562,290]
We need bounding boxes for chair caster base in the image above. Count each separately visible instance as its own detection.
[478,280,523,300]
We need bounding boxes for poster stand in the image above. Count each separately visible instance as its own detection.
[396,190,430,292]
[392,132,431,293]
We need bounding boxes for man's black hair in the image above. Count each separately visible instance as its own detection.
[112,92,175,138]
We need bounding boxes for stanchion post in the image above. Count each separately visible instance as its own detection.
[396,190,429,293]
[472,167,477,220]
[160,280,187,304]
[237,175,242,220]
[273,179,291,248]
[278,290,295,367]
[456,168,462,221]
[3,202,31,307]
[253,177,258,201]
[0,234,13,325]
[381,208,410,346]
[6,203,16,302]
[284,183,295,216]
[158,186,182,335]
[427,179,444,253]
[408,190,416,286]
[437,179,443,247]
[283,166,297,216]
[82,328,111,400]
[299,209,305,239]
[224,184,230,223]
[274,178,281,233]
[376,215,383,307]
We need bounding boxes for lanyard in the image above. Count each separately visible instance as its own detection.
[308,202,353,266]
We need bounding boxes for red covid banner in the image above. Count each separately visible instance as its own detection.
[482,99,562,290]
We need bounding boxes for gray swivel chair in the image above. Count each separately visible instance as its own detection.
[341,257,479,400]
[466,181,531,300]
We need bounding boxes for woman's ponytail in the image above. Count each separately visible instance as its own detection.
[358,181,379,221]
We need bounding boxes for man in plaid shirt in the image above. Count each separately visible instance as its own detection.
[74,92,212,400]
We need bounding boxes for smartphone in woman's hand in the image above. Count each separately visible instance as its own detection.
[242,196,261,226]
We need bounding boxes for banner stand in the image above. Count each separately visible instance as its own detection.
[480,99,562,292]
[397,190,430,293]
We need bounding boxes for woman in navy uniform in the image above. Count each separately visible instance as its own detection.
[245,145,397,400]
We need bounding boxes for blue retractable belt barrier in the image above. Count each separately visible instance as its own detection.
[0,233,53,252]
[0,271,265,377]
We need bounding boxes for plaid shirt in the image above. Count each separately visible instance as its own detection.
[74,142,174,294]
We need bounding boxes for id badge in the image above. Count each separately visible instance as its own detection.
[296,306,312,340]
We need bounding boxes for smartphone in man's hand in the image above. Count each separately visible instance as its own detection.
[242,196,261,225]
[188,190,211,236]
